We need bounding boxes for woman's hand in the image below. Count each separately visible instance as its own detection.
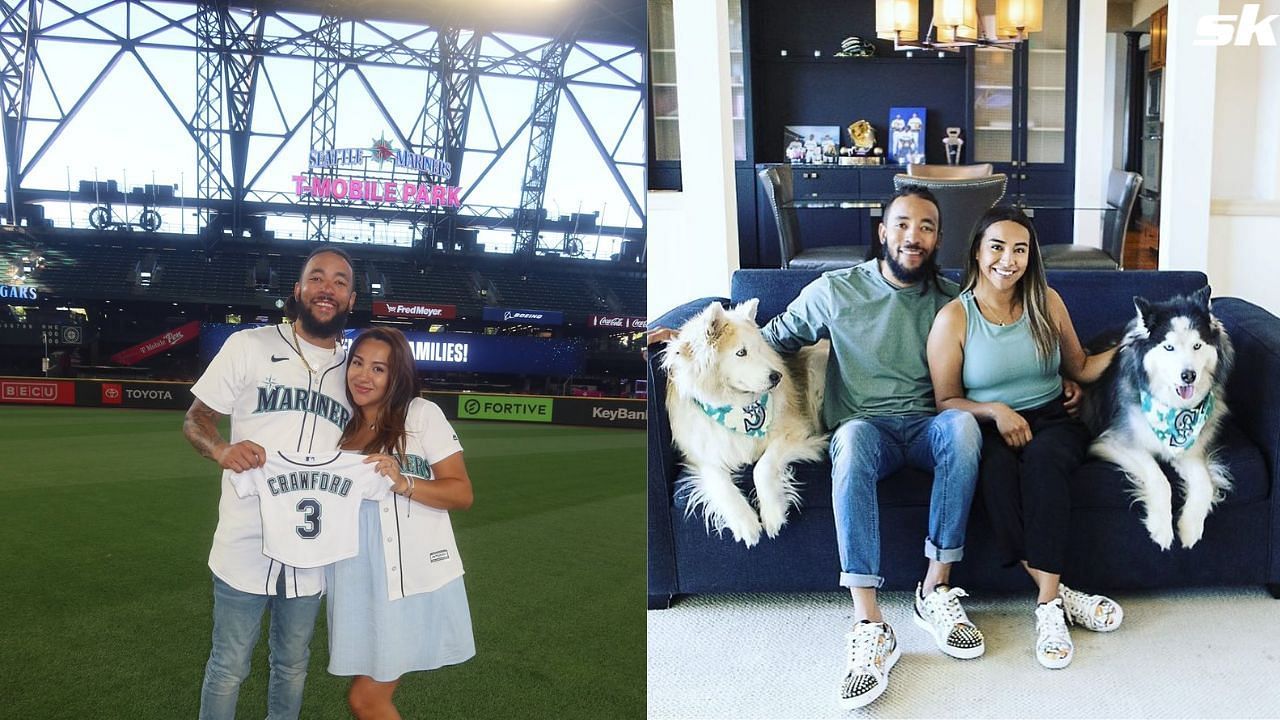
[990,404,1032,448]
[363,453,407,493]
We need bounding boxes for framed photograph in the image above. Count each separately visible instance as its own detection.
[783,125,840,164]
[888,107,926,165]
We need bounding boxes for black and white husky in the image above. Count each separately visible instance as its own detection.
[1084,287,1234,550]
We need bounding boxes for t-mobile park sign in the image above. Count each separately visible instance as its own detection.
[292,136,461,207]
[373,301,457,320]
[589,315,646,330]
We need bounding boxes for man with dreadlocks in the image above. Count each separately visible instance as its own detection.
[761,184,985,709]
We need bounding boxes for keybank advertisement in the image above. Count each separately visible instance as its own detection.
[200,324,586,375]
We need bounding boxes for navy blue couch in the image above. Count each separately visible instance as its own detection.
[648,269,1280,609]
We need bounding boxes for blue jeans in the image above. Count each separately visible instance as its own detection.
[830,410,981,588]
[199,574,322,720]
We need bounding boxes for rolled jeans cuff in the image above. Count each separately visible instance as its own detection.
[925,538,964,564]
[839,572,884,589]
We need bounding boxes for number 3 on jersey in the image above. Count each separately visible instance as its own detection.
[296,498,322,539]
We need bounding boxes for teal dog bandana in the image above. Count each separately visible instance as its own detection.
[696,393,772,437]
[1140,388,1214,454]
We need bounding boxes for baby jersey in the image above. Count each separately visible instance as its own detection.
[230,450,392,568]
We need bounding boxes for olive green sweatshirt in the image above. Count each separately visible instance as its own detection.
[761,260,957,429]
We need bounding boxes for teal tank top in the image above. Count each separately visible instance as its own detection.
[960,290,1062,411]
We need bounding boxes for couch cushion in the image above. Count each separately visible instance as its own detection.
[671,418,1266,513]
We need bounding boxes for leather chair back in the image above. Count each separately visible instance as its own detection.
[891,174,1007,268]
[758,166,802,267]
[1103,169,1143,264]
[906,163,994,179]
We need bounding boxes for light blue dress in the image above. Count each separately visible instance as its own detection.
[325,501,475,682]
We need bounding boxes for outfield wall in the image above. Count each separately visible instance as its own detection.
[0,377,645,429]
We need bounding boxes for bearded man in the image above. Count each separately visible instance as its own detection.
[761,186,985,709]
[183,246,356,720]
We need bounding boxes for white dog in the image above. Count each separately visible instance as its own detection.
[662,299,828,547]
[1085,288,1235,550]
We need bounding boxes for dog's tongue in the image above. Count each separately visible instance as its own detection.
[1177,384,1195,400]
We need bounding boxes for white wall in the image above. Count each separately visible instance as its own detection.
[1205,0,1280,312]
[646,0,740,319]
[1073,0,1108,249]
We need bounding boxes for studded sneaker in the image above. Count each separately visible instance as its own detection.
[912,583,986,659]
[838,621,901,710]
[1035,598,1074,669]
[1058,583,1124,632]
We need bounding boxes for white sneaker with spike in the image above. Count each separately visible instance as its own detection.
[1058,583,1124,632]
[1035,598,1074,669]
[912,583,985,659]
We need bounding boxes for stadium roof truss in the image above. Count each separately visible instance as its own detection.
[0,0,646,254]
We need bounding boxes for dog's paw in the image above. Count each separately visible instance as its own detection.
[719,506,763,547]
[1177,514,1207,549]
[1146,521,1175,551]
[759,500,789,539]
[730,517,764,547]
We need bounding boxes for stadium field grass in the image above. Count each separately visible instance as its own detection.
[0,406,645,719]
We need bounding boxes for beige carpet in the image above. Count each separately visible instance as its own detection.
[647,586,1280,719]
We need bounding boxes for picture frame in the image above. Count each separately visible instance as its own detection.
[783,125,840,164]
[888,107,926,165]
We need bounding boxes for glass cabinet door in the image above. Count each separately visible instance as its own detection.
[647,0,746,163]
[647,0,680,161]
[973,47,1015,164]
[1025,0,1067,164]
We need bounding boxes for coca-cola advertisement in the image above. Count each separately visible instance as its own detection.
[589,315,646,330]
[111,321,202,366]
[373,301,457,319]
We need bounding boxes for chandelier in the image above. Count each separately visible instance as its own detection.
[875,0,1043,52]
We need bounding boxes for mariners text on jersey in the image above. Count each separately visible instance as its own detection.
[267,470,354,497]
[254,382,351,429]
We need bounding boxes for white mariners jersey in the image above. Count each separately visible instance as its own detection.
[230,451,391,568]
[372,397,466,600]
[191,324,351,597]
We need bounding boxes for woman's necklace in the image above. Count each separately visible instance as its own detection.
[977,295,1020,327]
[290,322,335,375]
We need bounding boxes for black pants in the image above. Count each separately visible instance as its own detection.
[978,396,1091,575]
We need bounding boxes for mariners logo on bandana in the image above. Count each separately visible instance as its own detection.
[696,393,772,437]
[1140,388,1214,454]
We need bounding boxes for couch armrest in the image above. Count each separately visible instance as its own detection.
[647,342,679,604]
[1213,298,1280,584]
[647,297,729,603]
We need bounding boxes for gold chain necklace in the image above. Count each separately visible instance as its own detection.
[290,322,335,375]
[977,295,1020,327]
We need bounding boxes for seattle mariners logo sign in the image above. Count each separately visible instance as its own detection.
[293,134,461,208]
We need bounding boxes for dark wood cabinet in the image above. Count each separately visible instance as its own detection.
[1149,6,1167,71]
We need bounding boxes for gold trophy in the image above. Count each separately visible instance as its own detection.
[840,120,883,165]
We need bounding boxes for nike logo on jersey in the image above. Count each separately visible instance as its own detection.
[255,384,351,429]
[271,355,289,362]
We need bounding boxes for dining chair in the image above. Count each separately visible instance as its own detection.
[891,173,1007,268]
[758,165,869,270]
[1041,170,1143,270]
[906,163,994,179]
